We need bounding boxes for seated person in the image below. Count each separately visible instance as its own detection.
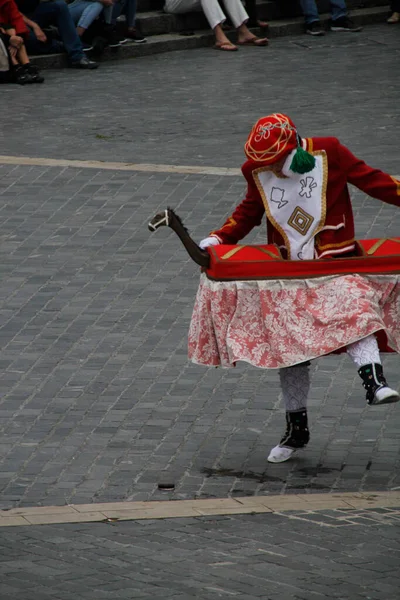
[0,24,43,83]
[110,0,146,42]
[15,0,98,68]
[0,0,43,82]
[68,0,114,50]
[298,0,362,35]
[164,0,268,51]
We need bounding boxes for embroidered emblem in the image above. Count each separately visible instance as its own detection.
[270,187,288,209]
[288,206,315,236]
[255,121,296,142]
[299,176,317,199]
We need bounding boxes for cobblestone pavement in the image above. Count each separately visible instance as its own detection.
[0,20,399,600]
[0,508,399,599]
[0,158,399,508]
[0,25,399,171]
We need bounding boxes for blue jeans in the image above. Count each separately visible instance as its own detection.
[111,0,137,28]
[299,0,347,24]
[68,0,106,30]
[26,0,84,62]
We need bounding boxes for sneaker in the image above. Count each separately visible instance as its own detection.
[330,17,362,32]
[126,27,146,43]
[69,56,99,69]
[387,12,400,23]
[358,363,400,405]
[267,446,296,463]
[306,21,325,36]
[108,32,128,48]
[82,43,94,52]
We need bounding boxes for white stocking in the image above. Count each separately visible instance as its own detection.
[279,364,310,412]
[346,334,381,368]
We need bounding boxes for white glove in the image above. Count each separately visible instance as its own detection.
[199,236,221,250]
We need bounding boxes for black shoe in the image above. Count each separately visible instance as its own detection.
[82,43,94,52]
[70,56,98,69]
[279,410,310,448]
[126,28,146,43]
[26,63,45,83]
[306,21,325,36]
[268,410,310,463]
[358,363,400,405]
[14,65,36,85]
[330,17,362,32]
[108,32,127,48]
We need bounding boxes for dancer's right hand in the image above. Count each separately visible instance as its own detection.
[199,236,221,250]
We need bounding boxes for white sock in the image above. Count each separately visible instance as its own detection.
[346,334,381,369]
[279,364,310,412]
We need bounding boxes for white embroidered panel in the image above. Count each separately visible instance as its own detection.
[257,153,326,260]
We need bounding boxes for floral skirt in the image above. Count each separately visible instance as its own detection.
[188,273,400,369]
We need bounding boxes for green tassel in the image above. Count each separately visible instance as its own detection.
[290,146,316,174]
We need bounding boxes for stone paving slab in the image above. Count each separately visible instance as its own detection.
[0,507,399,599]
[1,491,400,527]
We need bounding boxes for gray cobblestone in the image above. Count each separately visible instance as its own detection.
[0,21,400,596]
[0,509,398,599]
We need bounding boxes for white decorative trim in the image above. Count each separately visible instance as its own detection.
[317,244,356,259]
[319,222,345,232]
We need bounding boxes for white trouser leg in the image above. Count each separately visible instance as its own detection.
[219,0,249,28]
[279,363,310,411]
[163,0,248,30]
[346,334,381,368]
[164,0,203,15]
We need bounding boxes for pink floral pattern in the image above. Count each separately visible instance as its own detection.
[188,274,400,369]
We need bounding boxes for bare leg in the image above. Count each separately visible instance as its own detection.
[16,44,30,66]
[236,22,268,44]
[214,23,237,50]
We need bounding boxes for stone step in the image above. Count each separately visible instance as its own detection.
[31,5,390,70]
[134,0,389,35]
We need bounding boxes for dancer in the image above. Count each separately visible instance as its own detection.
[199,113,400,463]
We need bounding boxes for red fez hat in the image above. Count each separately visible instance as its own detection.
[244,113,298,163]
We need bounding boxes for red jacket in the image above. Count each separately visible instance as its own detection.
[211,137,400,259]
[0,0,28,36]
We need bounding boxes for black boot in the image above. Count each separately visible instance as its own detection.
[358,363,399,405]
[268,409,310,463]
[280,410,310,448]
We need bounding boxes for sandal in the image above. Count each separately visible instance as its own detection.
[213,42,238,51]
[237,36,269,46]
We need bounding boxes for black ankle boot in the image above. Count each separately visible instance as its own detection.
[279,409,310,449]
[358,363,399,405]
